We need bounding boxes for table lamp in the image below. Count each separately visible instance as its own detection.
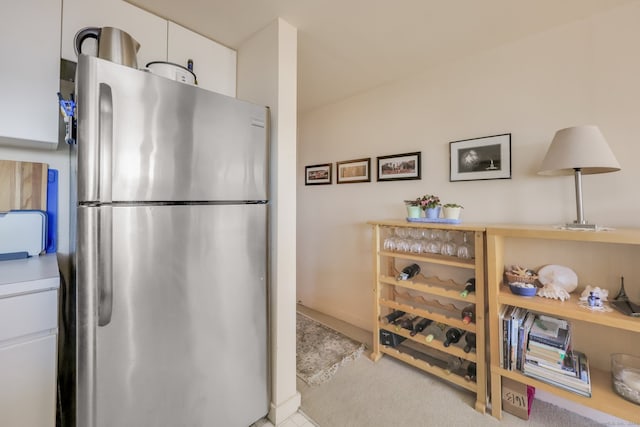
[538,125,620,229]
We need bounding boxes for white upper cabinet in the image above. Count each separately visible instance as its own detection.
[61,0,167,68]
[168,22,237,97]
[0,0,61,149]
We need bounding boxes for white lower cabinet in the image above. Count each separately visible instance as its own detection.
[0,334,57,427]
[0,255,60,427]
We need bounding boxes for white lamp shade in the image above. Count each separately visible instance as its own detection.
[538,125,621,176]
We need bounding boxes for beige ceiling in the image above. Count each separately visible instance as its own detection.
[127,0,632,113]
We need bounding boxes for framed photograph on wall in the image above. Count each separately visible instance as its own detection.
[305,163,332,185]
[450,133,511,182]
[336,158,371,184]
[376,152,421,182]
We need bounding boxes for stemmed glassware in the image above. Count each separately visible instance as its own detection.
[441,231,457,256]
[383,228,397,251]
[426,230,443,254]
[457,232,473,259]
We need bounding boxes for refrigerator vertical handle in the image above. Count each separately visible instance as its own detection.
[97,205,113,326]
[98,83,113,203]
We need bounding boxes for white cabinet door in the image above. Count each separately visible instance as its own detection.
[0,0,61,149]
[168,22,236,97]
[0,334,57,427]
[61,0,167,68]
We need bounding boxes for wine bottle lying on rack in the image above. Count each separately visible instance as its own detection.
[465,362,477,382]
[394,315,418,332]
[410,318,432,336]
[460,278,476,298]
[461,304,476,324]
[463,332,476,353]
[381,310,406,324]
[445,356,463,374]
[396,263,420,281]
[422,322,447,343]
[443,327,465,347]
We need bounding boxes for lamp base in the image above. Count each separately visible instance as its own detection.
[565,222,597,230]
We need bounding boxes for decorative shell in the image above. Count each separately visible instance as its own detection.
[537,265,578,293]
[537,282,570,301]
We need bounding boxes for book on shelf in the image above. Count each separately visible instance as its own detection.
[516,311,536,371]
[529,314,571,350]
[523,350,591,397]
[510,308,527,370]
[499,305,514,369]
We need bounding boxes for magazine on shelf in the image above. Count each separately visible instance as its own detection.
[523,351,591,397]
[525,348,578,377]
[529,314,571,349]
[527,340,570,361]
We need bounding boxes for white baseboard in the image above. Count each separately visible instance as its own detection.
[268,391,301,425]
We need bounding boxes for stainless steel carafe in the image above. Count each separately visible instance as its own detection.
[74,27,140,68]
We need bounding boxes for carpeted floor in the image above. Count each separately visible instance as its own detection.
[298,354,608,427]
[296,312,365,386]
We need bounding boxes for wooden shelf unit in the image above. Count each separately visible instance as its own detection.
[369,220,487,413]
[486,225,640,424]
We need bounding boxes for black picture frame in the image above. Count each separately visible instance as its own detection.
[376,152,421,182]
[449,133,511,182]
[336,158,371,184]
[305,163,332,185]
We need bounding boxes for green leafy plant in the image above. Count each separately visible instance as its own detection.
[404,198,421,207]
[443,203,464,208]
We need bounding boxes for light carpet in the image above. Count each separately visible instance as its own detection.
[298,354,608,427]
[297,312,365,386]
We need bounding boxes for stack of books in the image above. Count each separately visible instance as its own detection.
[522,314,592,397]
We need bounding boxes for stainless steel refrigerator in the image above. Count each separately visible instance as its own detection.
[68,54,269,427]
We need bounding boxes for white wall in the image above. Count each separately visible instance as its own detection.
[297,3,640,331]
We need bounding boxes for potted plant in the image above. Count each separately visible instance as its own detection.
[442,203,463,220]
[404,198,422,218]
[419,194,441,219]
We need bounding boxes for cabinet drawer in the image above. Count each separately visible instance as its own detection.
[0,290,57,342]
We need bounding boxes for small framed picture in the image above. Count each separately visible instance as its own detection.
[450,133,511,182]
[376,152,421,182]
[336,158,371,184]
[305,163,332,185]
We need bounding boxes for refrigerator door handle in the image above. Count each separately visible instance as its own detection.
[97,205,113,326]
[98,83,113,203]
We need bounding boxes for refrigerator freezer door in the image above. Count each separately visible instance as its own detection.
[76,204,268,427]
[76,55,268,204]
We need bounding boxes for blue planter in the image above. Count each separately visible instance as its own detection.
[425,207,441,219]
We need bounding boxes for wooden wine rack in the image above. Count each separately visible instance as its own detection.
[369,220,487,414]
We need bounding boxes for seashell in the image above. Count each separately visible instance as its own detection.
[537,282,570,301]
